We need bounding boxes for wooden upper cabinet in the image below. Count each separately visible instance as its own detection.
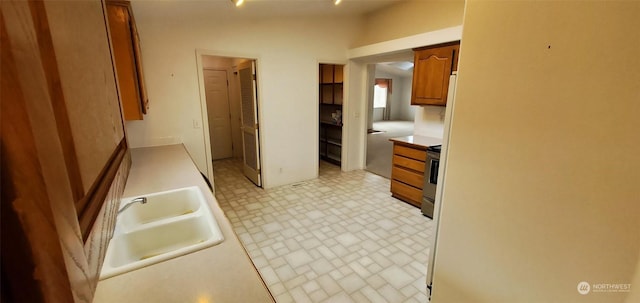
[320,64,334,84]
[411,41,460,106]
[334,65,344,83]
[106,0,148,120]
[319,64,344,105]
[38,0,130,239]
[46,0,125,200]
[2,0,130,301]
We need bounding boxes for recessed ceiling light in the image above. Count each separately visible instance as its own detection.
[231,0,244,7]
[335,0,342,5]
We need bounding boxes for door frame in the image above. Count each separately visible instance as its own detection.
[195,49,264,189]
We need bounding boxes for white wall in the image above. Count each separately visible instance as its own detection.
[413,105,445,139]
[373,69,413,121]
[432,1,640,302]
[127,2,361,188]
[396,74,415,121]
[371,108,384,122]
[354,0,465,47]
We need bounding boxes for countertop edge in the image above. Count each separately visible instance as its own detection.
[390,135,442,149]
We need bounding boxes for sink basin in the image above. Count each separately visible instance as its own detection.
[100,186,224,280]
[118,187,203,232]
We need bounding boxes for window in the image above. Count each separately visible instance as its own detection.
[373,78,392,109]
[373,85,388,108]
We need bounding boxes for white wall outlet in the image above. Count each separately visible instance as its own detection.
[193,119,201,129]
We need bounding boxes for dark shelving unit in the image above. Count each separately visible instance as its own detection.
[319,64,344,166]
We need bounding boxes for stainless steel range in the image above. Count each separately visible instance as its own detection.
[421,144,441,218]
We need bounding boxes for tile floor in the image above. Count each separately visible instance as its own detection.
[213,159,434,303]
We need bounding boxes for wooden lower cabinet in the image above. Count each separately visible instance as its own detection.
[390,143,427,207]
[391,180,423,206]
[392,166,424,188]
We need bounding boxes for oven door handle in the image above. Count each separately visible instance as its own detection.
[429,159,439,184]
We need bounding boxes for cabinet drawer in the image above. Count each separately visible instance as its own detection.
[393,144,426,161]
[392,155,425,173]
[392,166,424,189]
[391,180,422,207]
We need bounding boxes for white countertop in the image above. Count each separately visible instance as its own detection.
[389,135,442,149]
[93,145,274,303]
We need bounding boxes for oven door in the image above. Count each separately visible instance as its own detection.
[422,151,439,217]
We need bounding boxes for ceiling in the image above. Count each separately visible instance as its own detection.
[132,0,403,20]
[376,61,413,77]
[131,0,413,66]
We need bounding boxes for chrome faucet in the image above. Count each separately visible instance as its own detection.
[118,197,147,214]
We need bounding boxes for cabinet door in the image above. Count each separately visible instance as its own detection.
[128,6,149,114]
[334,65,343,83]
[47,0,125,203]
[321,64,334,84]
[319,64,345,105]
[411,44,457,106]
[2,0,129,301]
[47,0,130,289]
[107,1,147,120]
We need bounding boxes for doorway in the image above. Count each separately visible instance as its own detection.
[365,60,416,178]
[318,63,344,167]
[198,53,263,187]
[203,69,233,160]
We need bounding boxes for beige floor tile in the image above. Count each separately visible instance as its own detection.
[213,159,433,302]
